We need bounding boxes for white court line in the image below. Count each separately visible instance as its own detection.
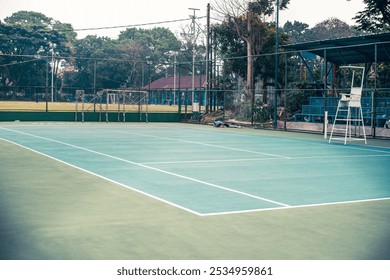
[115,130,291,159]
[0,137,202,216]
[140,157,286,165]
[341,145,390,154]
[201,197,390,217]
[140,153,390,165]
[170,124,390,155]
[0,127,290,208]
[292,153,390,160]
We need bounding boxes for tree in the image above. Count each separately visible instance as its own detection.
[0,23,49,95]
[307,18,358,41]
[0,11,74,99]
[63,35,127,92]
[176,23,207,78]
[3,11,74,57]
[212,0,290,102]
[353,0,390,32]
[282,21,310,44]
[4,11,52,27]
[217,17,287,87]
[118,27,182,85]
[283,18,361,44]
[64,27,185,93]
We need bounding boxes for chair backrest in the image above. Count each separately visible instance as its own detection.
[349,86,362,107]
[346,67,365,107]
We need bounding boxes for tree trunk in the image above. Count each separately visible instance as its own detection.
[246,12,254,102]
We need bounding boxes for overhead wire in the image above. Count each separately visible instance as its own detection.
[68,17,206,32]
[0,57,42,67]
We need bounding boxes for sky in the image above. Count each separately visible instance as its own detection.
[0,0,366,39]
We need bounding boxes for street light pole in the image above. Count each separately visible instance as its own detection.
[189,8,199,106]
[50,43,56,103]
[173,51,178,105]
[51,47,54,103]
[45,56,49,112]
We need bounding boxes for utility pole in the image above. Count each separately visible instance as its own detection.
[189,8,199,107]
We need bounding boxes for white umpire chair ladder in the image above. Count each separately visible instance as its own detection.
[329,66,367,145]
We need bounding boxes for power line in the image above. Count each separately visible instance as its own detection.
[2,40,389,65]
[72,17,206,32]
[0,58,42,67]
[0,17,206,35]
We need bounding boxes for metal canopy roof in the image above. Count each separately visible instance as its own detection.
[283,32,390,65]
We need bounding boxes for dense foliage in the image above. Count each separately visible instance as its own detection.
[0,1,388,109]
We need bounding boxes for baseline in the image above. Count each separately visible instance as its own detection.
[202,197,390,216]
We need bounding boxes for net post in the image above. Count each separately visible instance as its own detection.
[324,111,328,139]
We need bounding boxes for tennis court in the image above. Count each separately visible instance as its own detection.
[1,122,390,259]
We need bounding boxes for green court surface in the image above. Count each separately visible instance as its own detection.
[1,122,389,259]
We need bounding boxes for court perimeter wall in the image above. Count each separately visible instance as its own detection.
[0,111,181,122]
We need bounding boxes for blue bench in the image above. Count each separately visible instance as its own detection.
[293,97,390,126]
